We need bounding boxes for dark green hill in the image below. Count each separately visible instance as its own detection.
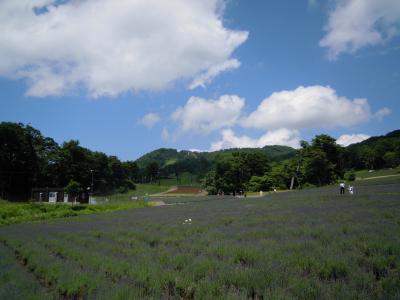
[135,148,179,169]
[136,145,296,166]
[346,130,400,169]
[262,145,297,161]
[135,145,297,178]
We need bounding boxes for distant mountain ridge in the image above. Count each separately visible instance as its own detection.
[135,145,297,170]
[348,130,400,148]
[346,129,400,169]
[136,145,296,173]
[135,129,400,178]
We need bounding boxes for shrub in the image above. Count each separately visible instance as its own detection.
[345,171,356,181]
[302,183,316,189]
[119,179,136,193]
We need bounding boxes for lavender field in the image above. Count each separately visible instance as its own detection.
[1,177,400,299]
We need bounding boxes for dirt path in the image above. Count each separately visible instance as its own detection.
[359,174,400,180]
[148,200,166,207]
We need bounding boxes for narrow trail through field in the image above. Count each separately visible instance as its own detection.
[359,174,400,180]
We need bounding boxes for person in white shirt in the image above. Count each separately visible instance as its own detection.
[340,182,345,195]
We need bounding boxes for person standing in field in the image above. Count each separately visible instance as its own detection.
[340,182,345,195]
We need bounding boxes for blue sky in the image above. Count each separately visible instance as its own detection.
[0,0,399,160]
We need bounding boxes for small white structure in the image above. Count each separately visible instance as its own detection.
[89,196,97,205]
[49,192,57,203]
[64,194,69,203]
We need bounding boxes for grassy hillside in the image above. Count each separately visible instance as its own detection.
[354,166,400,179]
[135,148,179,169]
[135,145,297,184]
[0,200,149,226]
[348,129,400,150]
[1,177,399,299]
[346,129,400,169]
[262,145,297,161]
[136,145,296,167]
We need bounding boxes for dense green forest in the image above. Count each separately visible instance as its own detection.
[346,130,400,170]
[134,145,296,183]
[1,122,399,200]
[137,130,400,194]
[0,122,138,200]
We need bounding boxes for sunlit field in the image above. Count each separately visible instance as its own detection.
[1,177,399,299]
[354,166,400,179]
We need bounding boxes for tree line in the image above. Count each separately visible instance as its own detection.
[1,122,399,200]
[0,122,141,200]
[203,132,400,194]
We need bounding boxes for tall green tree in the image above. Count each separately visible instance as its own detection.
[0,123,40,200]
[298,134,343,186]
[0,122,140,200]
[145,161,160,183]
[122,161,139,182]
[302,148,335,186]
[211,151,270,194]
[64,180,83,201]
[383,151,399,168]
[360,147,378,170]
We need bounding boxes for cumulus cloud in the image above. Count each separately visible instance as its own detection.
[320,0,400,59]
[138,113,160,128]
[210,128,300,151]
[189,148,207,153]
[242,85,388,130]
[373,107,392,121]
[0,0,248,97]
[189,59,240,89]
[172,95,245,134]
[336,134,370,146]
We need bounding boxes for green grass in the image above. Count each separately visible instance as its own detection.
[95,174,203,202]
[122,183,170,196]
[94,183,171,202]
[0,200,149,226]
[354,166,400,179]
[0,177,399,299]
[159,172,202,187]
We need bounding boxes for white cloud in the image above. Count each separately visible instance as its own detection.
[336,134,370,146]
[320,0,400,59]
[0,0,248,97]
[210,128,300,151]
[374,107,392,121]
[161,127,170,142]
[189,148,207,153]
[172,95,245,134]
[189,59,240,89]
[138,113,160,128]
[242,85,388,130]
